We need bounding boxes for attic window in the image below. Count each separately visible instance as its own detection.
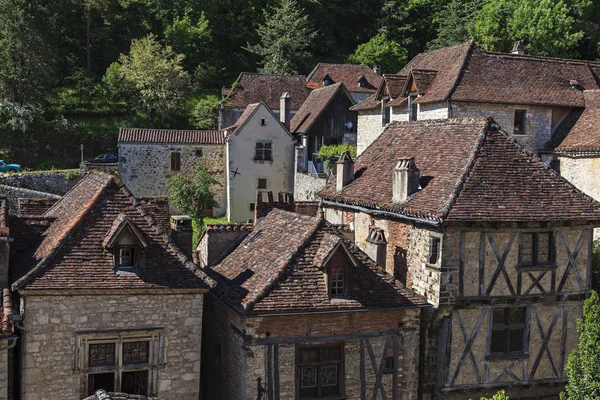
[357,76,366,88]
[328,265,345,297]
[569,79,583,90]
[514,110,526,135]
[261,117,267,126]
[118,247,135,268]
[409,93,418,121]
[322,75,333,86]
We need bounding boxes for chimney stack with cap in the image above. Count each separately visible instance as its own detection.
[511,41,525,56]
[280,92,291,130]
[171,215,193,257]
[366,226,387,269]
[392,158,420,203]
[336,151,354,192]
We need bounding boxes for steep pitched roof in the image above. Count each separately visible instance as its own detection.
[350,75,408,111]
[555,90,600,153]
[0,289,13,337]
[350,93,381,111]
[224,102,292,137]
[290,83,354,134]
[319,117,600,223]
[208,209,425,314]
[222,72,310,110]
[306,63,382,93]
[12,172,214,291]
[118,128,225,144]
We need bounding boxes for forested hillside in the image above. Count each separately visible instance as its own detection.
[1,0,600,168]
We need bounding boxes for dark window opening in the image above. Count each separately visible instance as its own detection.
[428,236,441,265]
[195,148,203,157]
[550,159,561,174]
[250,203,255,211]
[255,142,272,161]
[260,117,267,126]
[118,247,135,268]
[382,103,390,126]
[123,341,149,364]
[328,266,345,297]
[87,372,115,395]
[89,343,116,366]
[383,356,395,373]
[257,178,267,189]
[298,345,343,398]
[514,110,526,134]
[409,93,418,121]
[121,370,148,395]
[520,232,554,267]
[490,308,527,356]
[170,152,181,171]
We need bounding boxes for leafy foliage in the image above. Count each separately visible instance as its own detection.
[427,0,486,50]
[480,390,510,400]
[167,162,221,224]
[245,0,317,75]
[317,144,357,169]
[562,291,600,399]
[348,33,408,74]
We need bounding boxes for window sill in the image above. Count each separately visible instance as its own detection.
[115,268,139,275]
[425,263,441,271]
[253,159,273,163]
[486,353,529,361]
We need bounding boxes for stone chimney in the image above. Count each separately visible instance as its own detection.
[336,151,354,192]
[171,215,193,257]
[392,158,420,203]
[373,65,381,76]
[511,40,525,56]
[366,226,387,268]
[280,92,291,130]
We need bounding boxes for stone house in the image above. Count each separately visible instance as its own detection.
[291,83,357,201]
[306,63,382,103]
[201,207,427,400]
[7,172,214,399]
[118,128,227,216]
[318,117,600,399]
[224,101,296,223]
[352,41,600,156]
[220,72,310,130]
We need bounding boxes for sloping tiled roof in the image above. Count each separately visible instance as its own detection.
[222,73,310,110]
[319,117,600,223]
[555,90,600,152]
[118,128,225,144]
[306,63,382,93]
[290,83,354,134]
[384,75,408,99]
[411,69,438,96]
[0,288,13,336]
[223,103,260,134]
[208,209,425,314]
[12,172,213,291]
[18,198,58,217]
[350,93,381,111]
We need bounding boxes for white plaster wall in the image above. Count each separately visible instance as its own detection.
[558,155,600,201]
[226,104,295,222]
[390,106,409,123]
[452,101,553,153]
[418,102,450,120]
[356,110,385,156]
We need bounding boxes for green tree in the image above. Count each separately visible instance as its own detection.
[246,0,317,75]
[164,11,212,71]
[470,0,514,53]
[562,291,600,399]
[117,34,192,122]
[168,162,221,225]
[427,0,486,50]
[348,33,408,74]
[481,390,509,400]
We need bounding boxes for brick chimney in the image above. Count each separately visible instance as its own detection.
[511,40,525,56]
[280,92,291,130]
[171,215,193,257]
[392,158,420,203]
[366,226,387,268]
[336,151,354,192]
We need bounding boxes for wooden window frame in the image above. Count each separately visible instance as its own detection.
[408,93,418,122]
[328,265,346,297]
[488,307,529,359]
[381,100,391,126]
[254,141,273,161]
[514,109,526,135]
[518,232,555,269]
[296,343,344,399]
[427,234,442,267]
[170,152,181,171]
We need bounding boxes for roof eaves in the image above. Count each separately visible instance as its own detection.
[294,83,346,135]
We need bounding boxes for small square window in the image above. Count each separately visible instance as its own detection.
[490,307,527,357]
[195,148,203,157]
[170,152,181,171]
[118,248,134,268]
[260,117,267,126]
[123,341,149,364]
[255,141,272,161]
[519,232,554,268]
[89,343,116,367]
[257,178,267,189]
[383,356,395,373]
[428,236,441,266]
[514,110,526,134]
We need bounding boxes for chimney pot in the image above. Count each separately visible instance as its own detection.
[511,40,525,56]
[392,158,420,203]
[171,215,193,257]
[366,226,387,268]
[280,92,291,130]
[336,151,354,192]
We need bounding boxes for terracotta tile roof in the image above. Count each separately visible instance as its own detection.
[0,288,13,336]
[290,83,354,134]
[555,90,600,152]
[12,172,214,291]
[383,75,408,99]
[223,103,260,134]
[222,72,310,110]
[139,197,170,234]
[544,108,585,151]
[306,63,382,93]
[411,69,438,96]
[118,128,225,144]
[18,198,58,217]
[208,209,425,314]
[319,117,600,223]
[350,93,381,111]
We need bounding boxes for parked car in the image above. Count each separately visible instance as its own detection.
[85,153,118,164]
[0,160,21,173]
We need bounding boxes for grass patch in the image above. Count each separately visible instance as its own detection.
[192,217,229,247]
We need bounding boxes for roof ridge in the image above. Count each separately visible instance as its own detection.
[120,127,223,133]
[482,49,600,66]
[240,72,307,78]
[42,172,111,217]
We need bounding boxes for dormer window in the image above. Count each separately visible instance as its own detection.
[118,247,134,268]
[328,266,345,296]
[322,74,333,86]
[357,76,366,88]
[408,93,418,121]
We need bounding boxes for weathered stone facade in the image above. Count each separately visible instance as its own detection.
[0,171,81,195]
[22,292,204,400]
[356,110,385,156]
[119,143,226,216]
[0,184,61,216]
[203,296,422,400]
[418,102,450,121]
[557,154,600,201]
[294,170,328,201]
[0,346,13,400]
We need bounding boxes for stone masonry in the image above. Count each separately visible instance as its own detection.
[22,292,204,400]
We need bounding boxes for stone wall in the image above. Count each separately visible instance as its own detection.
[0,347,12,400]
[294,171,328,201]
[452,101,553,153]
[196,225,250,268]
[0,185,61,216]
[558,154,600,201]
[390,106,409,123]
[118,143,226,216]
[419,102,450,120]
[22,292,204,400]
[0,171,80,195]
[356,110,385,156]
